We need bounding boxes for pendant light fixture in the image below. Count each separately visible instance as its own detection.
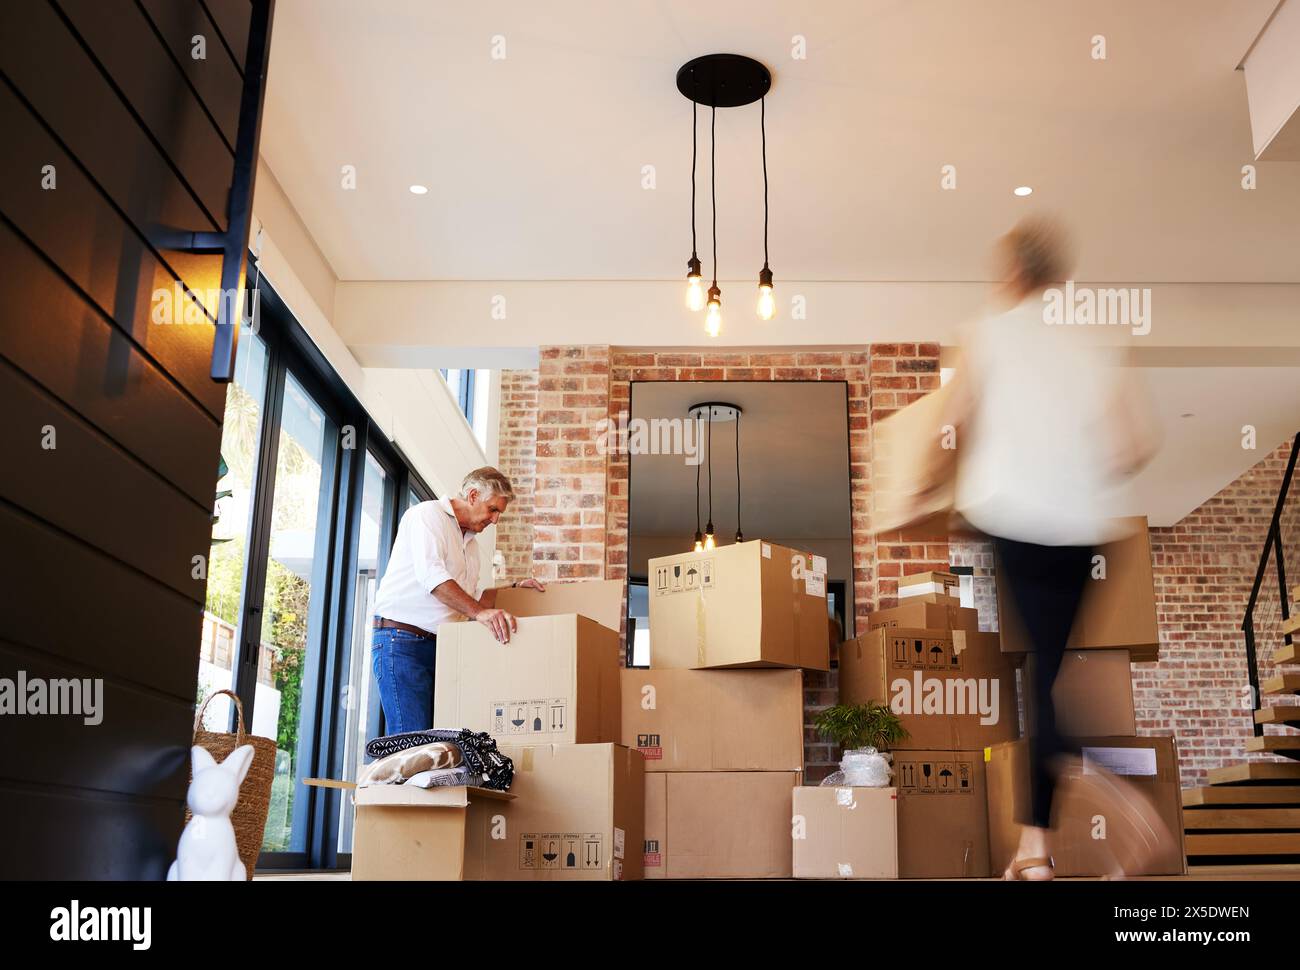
[685,100,705,312]
[756,96,775,321]
[687,402,742,551]
[677,54,773,337]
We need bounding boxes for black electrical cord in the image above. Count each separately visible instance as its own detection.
[706,407,714,535]
[734,408,742,540]
[711,105,717,287]
[695,417,702,536]
[761,96,768,267]
[691,99,697,257]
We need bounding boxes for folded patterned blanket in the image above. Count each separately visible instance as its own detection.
[404,766,479,789]
[357,741,462,787]
[364,728,514,791]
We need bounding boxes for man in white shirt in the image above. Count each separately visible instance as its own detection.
[371,466,544,735]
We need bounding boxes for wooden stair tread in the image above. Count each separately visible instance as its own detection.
[1275,643,1298,665]
[1184,785,1300,806]
[1245,736,1300,755]
[1282,615,1300,637]
[1186,832,1300,856]
[1207,762,1300,786]
[1256,706,1300,725]
[1261,672,1300,695]
[1183,808,1300,829]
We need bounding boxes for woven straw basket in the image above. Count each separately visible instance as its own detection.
[188,689,277,880]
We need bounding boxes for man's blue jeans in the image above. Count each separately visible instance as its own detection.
[371,627,437,737]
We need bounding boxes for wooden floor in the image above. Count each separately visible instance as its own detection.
[254,865,1300,882]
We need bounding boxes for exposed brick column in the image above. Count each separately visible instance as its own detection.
[531,346,612,582]
[866,342,946,610]
[494,369,538,582]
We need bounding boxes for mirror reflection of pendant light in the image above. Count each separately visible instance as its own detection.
[676,55,772,338]
[704,405,716,548]
[687,403,741,551]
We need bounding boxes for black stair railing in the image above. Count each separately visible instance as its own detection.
[1242,432,1300,736]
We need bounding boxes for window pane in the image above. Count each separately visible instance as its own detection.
[337,452,393,853]
[408,487,421,512]
[259,371,335,853]
[198,325,268,732]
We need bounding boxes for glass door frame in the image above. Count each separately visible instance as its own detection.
[225,269,434,871]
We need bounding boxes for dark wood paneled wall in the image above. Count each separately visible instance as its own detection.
[0,0,266,879]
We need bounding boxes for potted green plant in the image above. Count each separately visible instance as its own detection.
[813,702,908,786]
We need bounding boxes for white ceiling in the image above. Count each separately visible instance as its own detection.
[260,0,1297,284]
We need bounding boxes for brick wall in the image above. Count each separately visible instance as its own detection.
[495,369,538,582]
[510,344,944,782]
[1143,439,1295,787]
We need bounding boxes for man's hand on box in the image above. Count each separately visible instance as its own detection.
[513,577,546,592]
[476,608,518,643]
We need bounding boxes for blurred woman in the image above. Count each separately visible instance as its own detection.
[941,217,1161,879]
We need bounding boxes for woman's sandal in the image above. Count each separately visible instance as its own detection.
[1004,856,1055,880]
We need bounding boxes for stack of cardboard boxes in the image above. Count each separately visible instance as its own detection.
[353,579,644,880]
[629,540,830,877]
[817,574,1012,878]
[985,519,1187,876]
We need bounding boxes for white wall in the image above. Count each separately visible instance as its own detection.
[251,159,498,572]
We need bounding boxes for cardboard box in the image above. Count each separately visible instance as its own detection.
[620,668,804,771]
[496,578,624,633]
[867,593,980,634]
[899,570,960,600]
[839,627,1018,750]
[351,785,515,881]
[489,742,644,881]
[871,383,957,540]
[434,614,620,745]
[647,540,830,671]
[985,736,1186,877]
[792,786,898,879]
[893,750,990,877]
[643,771,800,878]
[997,517,1159,662]
[1026,649,1136,737]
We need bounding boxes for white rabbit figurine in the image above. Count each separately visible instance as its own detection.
[167,744,254,881]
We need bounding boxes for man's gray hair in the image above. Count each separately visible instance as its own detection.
[461,466,515,502]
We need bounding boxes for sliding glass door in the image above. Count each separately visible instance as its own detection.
[196,271,431,870]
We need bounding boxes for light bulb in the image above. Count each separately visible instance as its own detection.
[686,276,705,311]
[694,539,704,552]
[705,284,722,337]
[686,255,704,311]
[756,265,774,320]
[704,533,716,550]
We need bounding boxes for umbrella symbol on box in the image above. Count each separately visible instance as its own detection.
[939,766,954,788]
[686,566,699,588]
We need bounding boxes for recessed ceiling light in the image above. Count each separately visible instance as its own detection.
[409,184,429,195]
[1180,412,1195,419]
[1013,185,1033,197]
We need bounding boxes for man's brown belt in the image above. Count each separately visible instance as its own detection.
[373,617,437,640]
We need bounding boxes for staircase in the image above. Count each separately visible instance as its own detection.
[1182,435,1300,868]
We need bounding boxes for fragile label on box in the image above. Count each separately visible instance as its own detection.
[652,559,715,597]
[519,833,603,870]
[896,758,975,794]
[635,732,663,760]
[887,634,964,671]
[492,697,567,735]
[644,840,662,867]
